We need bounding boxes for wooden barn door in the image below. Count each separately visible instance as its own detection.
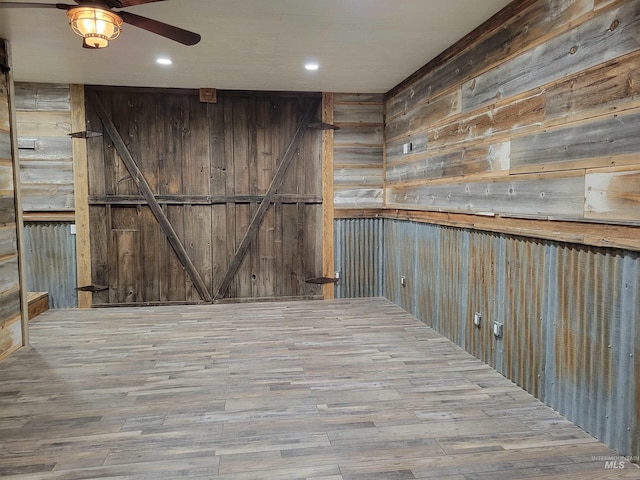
[84,88,323,306]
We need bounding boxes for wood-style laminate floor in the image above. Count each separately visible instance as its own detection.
[0,298,637,479]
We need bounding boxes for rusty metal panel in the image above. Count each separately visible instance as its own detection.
[412,224,472,347]
[465,230,507,370]
[383,220,417,314]
[334,218,383,299]
[23,222,77,308]
[380,218,639,459]
[542,243,639,458]
[502,236,548,397]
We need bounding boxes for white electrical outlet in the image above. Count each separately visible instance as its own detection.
[473,312,481,327]
[493,322,503,338]
[401,276,406,287]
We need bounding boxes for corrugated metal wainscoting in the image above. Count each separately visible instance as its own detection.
[381,219,639,459]
[334,218,384,298]
[24,222,77,308]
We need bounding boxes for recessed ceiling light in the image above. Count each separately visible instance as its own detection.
[305,62,319,71]
[157,57,172,66]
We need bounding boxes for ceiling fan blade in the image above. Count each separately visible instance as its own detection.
[0,2,72,8]
[119,11,200,46]
[117,0,166,7]
[97,0,164,8]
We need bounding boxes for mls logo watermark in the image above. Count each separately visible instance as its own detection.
[604,458,627,470]
[593,455,640,470]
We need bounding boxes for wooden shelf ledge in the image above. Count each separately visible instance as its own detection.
[27,292,49,321]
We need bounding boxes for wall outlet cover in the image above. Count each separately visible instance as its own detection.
[493,322,503,338]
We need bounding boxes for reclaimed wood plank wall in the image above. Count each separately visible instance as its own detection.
[0,40,25,360]
[14,83,73,212]
[384,0,640,229]
[85,88,323,305]
[333,93,384,209]
[12,83,78,310]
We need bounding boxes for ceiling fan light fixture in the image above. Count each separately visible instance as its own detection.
[67,6,123,49]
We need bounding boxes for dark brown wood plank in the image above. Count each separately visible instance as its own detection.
[88,91,212,302]
[138,206,161,302]
[211,204,227,297]
[161,94,185,196]
[257,98,275,298]
[112,229,138,303]
[185,205,213,301]
[88,194,323,205]
[214,98,320,300]
[208,101,226,196]
[89,206,109,305]
[235,203,252,298]
[164,205,187,301]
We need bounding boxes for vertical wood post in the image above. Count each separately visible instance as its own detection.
[322,93,335,299]
[5,41,29,345]
[71,85,92,308]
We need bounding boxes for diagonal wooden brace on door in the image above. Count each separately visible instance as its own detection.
[214,97,321,301]
[88,91,213,303]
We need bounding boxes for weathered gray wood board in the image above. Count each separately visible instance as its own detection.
[334,188,384,208]
[462,1,640,113]
[14,83,71,111]
[384,0,640,227]
[545,49,640,122]
[15,83,73,212]
[86,89,323,305]
[385,89,461,142]
[386,0,593,119]
[512,110,640,173]
[386,142,511,185]
[385,134,429,165]
[386,173,585,220]
[430,92,546,149]
[333,93,384,209]
[333,146,383,166]
[0,40,23,360]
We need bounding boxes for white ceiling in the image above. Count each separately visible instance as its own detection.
[0,0,512,93]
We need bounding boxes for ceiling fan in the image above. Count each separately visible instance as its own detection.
[0,0,201,49]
